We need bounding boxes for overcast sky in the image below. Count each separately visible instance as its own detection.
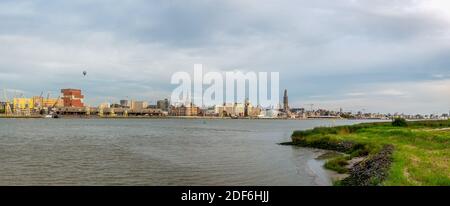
[0,0,449,114]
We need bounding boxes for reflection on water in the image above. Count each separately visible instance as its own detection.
[0,118,371,185]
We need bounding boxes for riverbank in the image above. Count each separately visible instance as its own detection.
[282,120,450,186]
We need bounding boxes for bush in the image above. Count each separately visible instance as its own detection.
[406,120,450,128]
[392,118,408,127]
[324,157,349,174]
[349,143,370,157]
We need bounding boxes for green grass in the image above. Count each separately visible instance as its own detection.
[324,156,349,174]
[292,120,450,186]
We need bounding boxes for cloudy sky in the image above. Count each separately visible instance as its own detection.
[0,0,449,114]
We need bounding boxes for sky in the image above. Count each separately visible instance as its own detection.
[0,0,449,114]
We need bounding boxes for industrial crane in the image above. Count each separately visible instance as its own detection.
[2,89,12,116]
[36,91,44,114]
[307,104,314,111]
[47,95,61,118]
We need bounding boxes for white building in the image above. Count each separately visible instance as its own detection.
[214,103,247,117]
[259,108,279,118]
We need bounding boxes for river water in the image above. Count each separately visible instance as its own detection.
[0,118,371,185]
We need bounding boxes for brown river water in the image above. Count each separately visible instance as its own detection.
[0,118,375,185]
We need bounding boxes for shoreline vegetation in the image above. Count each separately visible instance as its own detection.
[281,119,450,186]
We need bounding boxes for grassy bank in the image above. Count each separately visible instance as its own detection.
[289,120,450,186]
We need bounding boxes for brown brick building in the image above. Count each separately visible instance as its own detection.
[169,103,199,116]
[61,89,84,107]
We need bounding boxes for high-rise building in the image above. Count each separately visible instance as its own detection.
[120,100,130,108]
[283,89,289,112]
[130,100,148,111]
[157,98,169,111]
[61,89,84,107]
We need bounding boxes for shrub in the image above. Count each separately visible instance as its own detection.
[392,118,408,127]
[324,157,349,174]
[349,143,370,157]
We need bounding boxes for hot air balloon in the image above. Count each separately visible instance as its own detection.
[82,71,87,76]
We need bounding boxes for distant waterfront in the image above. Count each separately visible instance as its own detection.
[0,114,439,121]
[3,88,448,120]
[0,114,361,120]
[0,118,377,185]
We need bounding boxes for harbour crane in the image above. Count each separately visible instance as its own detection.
[36,91,44,108]
[47,95,61,118]
[50,96,60,108]
[46,92,50,103]
[2,89,12,116]
[307,104,314,111]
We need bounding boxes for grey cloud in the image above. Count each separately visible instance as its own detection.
[0,0,449,113]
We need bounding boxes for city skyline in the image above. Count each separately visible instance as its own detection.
[0,0,449,114]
